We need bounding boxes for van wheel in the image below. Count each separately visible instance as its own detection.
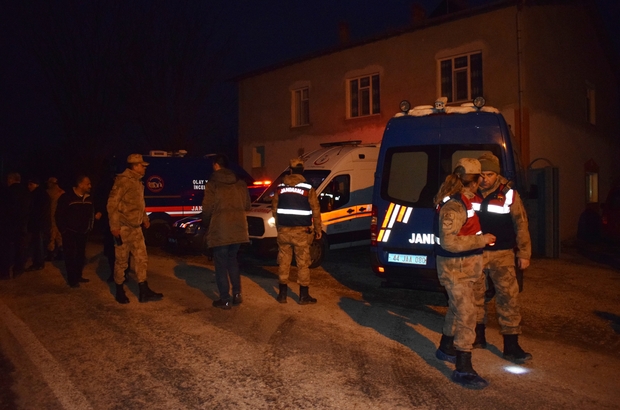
[309,235,328,268]
[145,220,170,247]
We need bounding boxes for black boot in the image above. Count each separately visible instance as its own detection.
[452,351,489,389]
[473,323,487,349]
[435,334,456,363]
[115,284,129,304]
[277,283,288,303]
[503,334,532,363]
[138,281,163,303]
[299,286,317,305]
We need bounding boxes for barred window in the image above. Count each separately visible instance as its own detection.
[440,52,483,103]
[292,87,310,127]
[348,74,380,118]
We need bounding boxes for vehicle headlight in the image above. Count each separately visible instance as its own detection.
[185,223,199,234]
[267,216,276,228]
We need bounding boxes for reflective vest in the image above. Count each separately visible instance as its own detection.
[472,184,516,251]
[275,182,313,227]
[434,193,483,257]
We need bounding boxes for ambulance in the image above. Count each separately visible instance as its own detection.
[247,141,380,267]
[370,98,523,291]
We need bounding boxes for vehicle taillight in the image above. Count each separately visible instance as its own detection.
[253,180,272,186]
[370,207,378,246]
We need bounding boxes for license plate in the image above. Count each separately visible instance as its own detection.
[168,238,177,244]
[388,253,427,265]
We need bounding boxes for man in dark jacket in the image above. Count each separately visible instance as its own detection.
[26,177,51,271]
[56,175,95,288]
[201,154,251,309]
[2,173,31,278]
[0,181,11,279]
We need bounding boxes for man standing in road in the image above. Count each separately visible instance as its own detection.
[471,152,532,363]
[201,154,251,310]
[2,173,31,278]
[107,154,163,304]
[56,175,96,287]
[272,158,322,304]
[26,177,51,272]
[46,177,65,261]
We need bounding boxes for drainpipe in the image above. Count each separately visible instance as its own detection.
[516,0,524,156]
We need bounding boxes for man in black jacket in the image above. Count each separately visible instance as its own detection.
[1,173,31,278]
[56,175,95,288]
[26,177,51,271]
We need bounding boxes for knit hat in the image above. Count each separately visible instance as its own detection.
[454,158,481,175]
[478,153,500,174]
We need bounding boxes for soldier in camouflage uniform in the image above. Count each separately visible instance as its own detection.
[434,158,495,389]
[471,153,532,363]
[272,158,322,304]
[107,154,163,304]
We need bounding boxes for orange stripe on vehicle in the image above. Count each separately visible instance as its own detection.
[378,229,385,242]
[396,206,407,222]
[382,203,395,228]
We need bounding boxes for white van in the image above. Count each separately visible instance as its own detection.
[247,140,380,267]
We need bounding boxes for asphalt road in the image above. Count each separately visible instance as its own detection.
[0,241,619,409]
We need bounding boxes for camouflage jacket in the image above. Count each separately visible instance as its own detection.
[107,168,148,231]
[438,190,487,254]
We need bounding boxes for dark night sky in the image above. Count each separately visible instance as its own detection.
[1,0,618,180]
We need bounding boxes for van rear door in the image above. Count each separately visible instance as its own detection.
[372,112,513,289]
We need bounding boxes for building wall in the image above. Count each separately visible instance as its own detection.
[520,2,620,239]
[238,2,619,241]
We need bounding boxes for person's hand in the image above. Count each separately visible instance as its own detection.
[483,233,496,245]
[315,231,322,240]
[95,212,102,220]
[143,220,150,229]
[518,258,530,270]
[111,229,121,237]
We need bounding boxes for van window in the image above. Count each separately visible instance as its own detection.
[382,146,439,208]
[256,170,330,204]
[319,175,350,212]
[388,151,430,204]
[382,144,502,208]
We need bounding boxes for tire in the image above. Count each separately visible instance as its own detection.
[309,234,328,268]
[144,220,170,247]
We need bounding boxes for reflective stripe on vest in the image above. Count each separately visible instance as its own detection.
[473,184,516,250]
[276,182,313,226]
[434,193,483,257]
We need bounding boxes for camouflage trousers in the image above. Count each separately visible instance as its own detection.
[114,226,148,284]
[437,254,484,352]
[47,225,62,252]
[277,226,312,287]
[476,249,522,335]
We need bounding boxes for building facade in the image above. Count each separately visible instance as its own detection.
[238,0,619,241]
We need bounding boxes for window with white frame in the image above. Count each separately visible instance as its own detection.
[586,84,596,125]
[348,74,380,118]
[440,52,482,103]
[292,87,310,127]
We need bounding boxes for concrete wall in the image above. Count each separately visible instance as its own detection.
[520,2,620,239]
[238,2,620,241]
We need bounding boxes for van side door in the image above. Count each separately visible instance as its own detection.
[318,174,353,248]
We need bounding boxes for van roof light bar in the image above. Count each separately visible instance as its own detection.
[320,140,362,148]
